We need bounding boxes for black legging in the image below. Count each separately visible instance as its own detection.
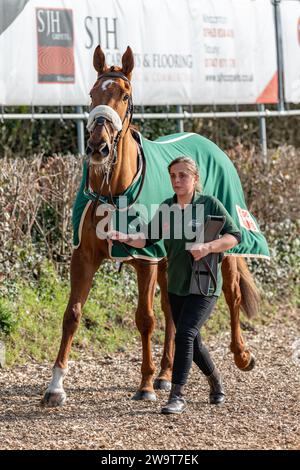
[168,292,217,385]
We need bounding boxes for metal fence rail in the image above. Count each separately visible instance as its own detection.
[1,106,300,160]
[2,109,300,121]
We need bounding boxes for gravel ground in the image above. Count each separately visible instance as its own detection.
[0,312,299,450]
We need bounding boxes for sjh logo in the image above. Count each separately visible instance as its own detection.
[36,8,74,84]
[37,9,62,36]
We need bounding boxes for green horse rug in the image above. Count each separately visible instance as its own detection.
[73,132,270,261]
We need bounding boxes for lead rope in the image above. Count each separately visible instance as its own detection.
[189,254,217,296]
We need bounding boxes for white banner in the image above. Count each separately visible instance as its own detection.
[0,0,278,105]
[281,0,300,103]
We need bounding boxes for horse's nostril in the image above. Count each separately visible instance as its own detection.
[99,142,110,157]
[86,145,93,156]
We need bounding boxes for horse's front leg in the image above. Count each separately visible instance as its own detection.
[222,256,256,371]
[131,263,158,401]
[154,258,174,391]
[41,247,103,407]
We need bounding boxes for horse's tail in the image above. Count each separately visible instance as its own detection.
[237,257,260,319]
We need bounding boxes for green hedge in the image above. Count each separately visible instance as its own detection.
[0,144,299,363]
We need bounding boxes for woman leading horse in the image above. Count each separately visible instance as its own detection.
[41,46,258,407]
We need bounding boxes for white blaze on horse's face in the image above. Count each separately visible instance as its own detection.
[101,79,116,91]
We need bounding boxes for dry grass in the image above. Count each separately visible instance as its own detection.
[0,155,81,269]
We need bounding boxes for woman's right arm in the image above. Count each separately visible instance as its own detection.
[108,230,146,249]
[108,202,165,249]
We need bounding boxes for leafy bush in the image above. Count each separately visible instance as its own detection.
[0,145,299,304]
[227,145,299,301]
[249,219,300,303]
[0,143,299,363]
[0,299,17,335]
[1,104,300,157]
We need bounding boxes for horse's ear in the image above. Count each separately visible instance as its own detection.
[93,45,106,74]
[121,46,134,79]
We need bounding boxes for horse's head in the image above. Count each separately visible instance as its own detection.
[87,45,134,165]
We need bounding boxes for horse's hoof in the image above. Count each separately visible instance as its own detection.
[40,391,67,407]
[153,378,172,391]
[131,390,157,401]
[241,353,256,372]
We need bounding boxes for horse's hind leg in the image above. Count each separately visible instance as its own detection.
[154,258,174,391]
[131,263,158,401]
[41,247,103,407]
[222,256,256,371]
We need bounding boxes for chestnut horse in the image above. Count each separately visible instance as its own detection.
[41,46,258,407]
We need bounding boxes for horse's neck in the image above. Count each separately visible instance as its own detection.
[110,131,138,194]
[90,130,138,196]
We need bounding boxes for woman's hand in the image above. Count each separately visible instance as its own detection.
[189,234,239,261]
[189,242,211,261]
[107,230,146,249]
[107,230,131,243]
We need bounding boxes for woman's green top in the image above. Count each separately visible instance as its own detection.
[145,192,241,297]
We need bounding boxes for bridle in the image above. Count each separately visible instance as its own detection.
[85,69,159,267]
[85,70,146,212]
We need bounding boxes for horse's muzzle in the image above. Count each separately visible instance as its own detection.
[87,139,111,160]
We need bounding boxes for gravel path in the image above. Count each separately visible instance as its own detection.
[0,312,299,450]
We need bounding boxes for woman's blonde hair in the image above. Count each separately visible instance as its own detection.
[168,156,202,192]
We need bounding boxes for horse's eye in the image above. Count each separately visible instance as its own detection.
[123,94,129,102]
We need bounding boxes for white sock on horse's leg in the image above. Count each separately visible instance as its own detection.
[47,366,68,394]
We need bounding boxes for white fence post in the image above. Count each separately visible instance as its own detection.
[76,105,85,155]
